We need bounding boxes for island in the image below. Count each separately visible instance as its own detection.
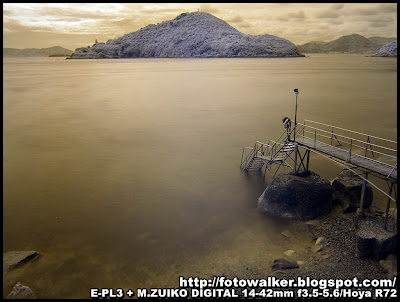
[69,12,304,59]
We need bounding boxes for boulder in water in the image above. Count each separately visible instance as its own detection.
[258,171,333,220]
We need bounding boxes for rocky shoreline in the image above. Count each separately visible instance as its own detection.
[3,207,396,299]
[257,170,397,285]
[4,168,396,298]
[272,209,396,283]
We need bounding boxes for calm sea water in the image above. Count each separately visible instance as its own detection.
[3,54,397,298]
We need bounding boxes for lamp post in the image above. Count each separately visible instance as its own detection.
[294,88,299,141]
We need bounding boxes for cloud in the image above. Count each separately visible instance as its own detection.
[315,10,341,19]
[370,22,393,28]
[354,7,378,16]
[330,3,344,10]
[379,3,397,13]
[200,4,220,14]
[139,7,187,14]
[276,10,306,21]
[2,3,397,49]
[225,14,244,23]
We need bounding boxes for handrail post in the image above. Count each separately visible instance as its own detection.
[365,136,374,158]
[314,129,316,148]
[349,139,352,161]
[294,89,299,142]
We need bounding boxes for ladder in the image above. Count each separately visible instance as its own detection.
[240,131,296,172]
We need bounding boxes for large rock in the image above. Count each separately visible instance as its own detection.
[6,282,36,299]
[356,216,397,259]
[69,12,304,59]
[331,170,373,213]
[258,171,333,220]
[379,254,397,279]
[3,251,40,272]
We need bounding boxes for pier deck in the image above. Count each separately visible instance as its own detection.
[295,137,397,181]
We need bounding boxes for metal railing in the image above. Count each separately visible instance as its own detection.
[240,141,270,170]
[240,126,297,170]
[297,119,397,168]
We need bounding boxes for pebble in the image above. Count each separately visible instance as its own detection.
[284,250,296,257]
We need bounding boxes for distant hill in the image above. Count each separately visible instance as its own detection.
[69,12,304,59]
[3,46,73,57]
[297,34,396,54]
[368,37,396,46]
[373,40,397,57]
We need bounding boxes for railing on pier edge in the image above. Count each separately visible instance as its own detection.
[240,119,397,230]
[240,119,397,201]
[296,119,397,177]
[240,125,295,171]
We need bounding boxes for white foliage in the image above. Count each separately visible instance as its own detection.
[70,12,303,59]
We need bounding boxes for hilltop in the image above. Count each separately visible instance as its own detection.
[3,46,73,57]
[69,12,304,59]
[297,34,396,54]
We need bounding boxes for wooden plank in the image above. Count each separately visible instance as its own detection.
[296,137,397,180]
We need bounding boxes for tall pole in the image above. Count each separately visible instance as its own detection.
[294,88,299,141]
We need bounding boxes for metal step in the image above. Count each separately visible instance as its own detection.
[245,156,268,171]
[280,144,296,152]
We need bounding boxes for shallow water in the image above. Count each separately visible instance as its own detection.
[3,54,397,298]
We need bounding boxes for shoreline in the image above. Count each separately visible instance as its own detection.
[265,207,396,283]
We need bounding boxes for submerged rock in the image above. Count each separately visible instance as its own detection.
[6,282,36,299]
[271,258,299,270]
[258,171,333,220]
[3,251,40,272]
[69,12,304,59]
[331,170,373,213]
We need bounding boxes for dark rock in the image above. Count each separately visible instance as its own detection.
[3,251,40,272]
[312,244,324,253]
[271,258,299,270]
[6,282,36,299]
[258,171,333,220]
[281,230,292,238]
[332,170,373,213]
[356,216,397,259]
[379,254,397,279]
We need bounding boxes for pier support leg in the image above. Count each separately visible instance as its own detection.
[384,182,394,230]
[293,148,309,174]
[358,172,368,217]
[305,149,310,172]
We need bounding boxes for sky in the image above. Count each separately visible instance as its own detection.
[3,3,397,50]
